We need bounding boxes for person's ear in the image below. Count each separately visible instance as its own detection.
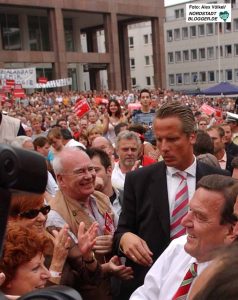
[224,224,237,245]
[106,166,112,176]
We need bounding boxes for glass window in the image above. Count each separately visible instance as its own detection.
[130,58,135,69]
[145,56,150,65]
[182,27,188,39]
[146,76,151,86]
[226,69,232,81]
[174,28,180,40]
[168,52,174,63]
[129,36,134,48]
[199,48,206,60]
[28,16,50,51]
[64,18,74,51]
[206,23,214,35]
[175,51,182,63]
[234,69,238,81]
[175,8,184,18]
[131,77,136,86]
[167,30,173,42]
[0,14,21,50]
[144,34,149,44]
[225,22,231,32]
[191,72,198,83]
[184,73,190,84]
[198,24,205,36]
[225,45,232,56]
[191,49,197,60]
[216,46,223,58]
[207,47,214,59]
[176,73,182,84]
[208,71,215,82]
[183,50,189,62]
[169,74,175,85]
[234,19,238,31]
[199,72,206,82]
[234,44,238,56]
[190,26,196,38]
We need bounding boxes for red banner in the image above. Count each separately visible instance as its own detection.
[2,86,12,93]
[38,77,48,84]
[13,89,25,98]
[6,79,15,86]
[14,84,22,89]
[73,99,91,118]
[200,104,216,116]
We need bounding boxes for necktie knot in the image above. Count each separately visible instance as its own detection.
[176,171,187,181]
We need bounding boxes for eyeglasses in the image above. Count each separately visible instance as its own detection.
[18,205,51,219]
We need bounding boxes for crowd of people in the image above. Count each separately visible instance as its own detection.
[1,87,238,299]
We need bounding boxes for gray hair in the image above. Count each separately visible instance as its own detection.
[115,130,141,150]
[52,147,86,175]
[11,136,33,148]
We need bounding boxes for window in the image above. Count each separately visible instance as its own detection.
[208,71,215,82]
[191,72,198,83]
[28,16,50,51]
[225,45,232,57]
[234,44,238,56]
[225,22,231,32]
[216,46,223,58]
[234,19,238,31]
[131,77,136,86]
[129,36,134,48]
[206,23,214,35]
[145,56,150,65]
[216,70,224,82]
[174,28,180,40]
[64,18,75,51]
[168,52,174,63]
[226,69,232,81]
[146,76,151,86]
[143,34,149,44]
[169,74,175,85]
[191,49,197,60]
[167,30,173,42]
[182,27,188,39]
[217,23,223,34]
[198,24,205,36]
[0,14,21,50]
[190,26,196,37]
[199,48,206,60]
[175,51,182,63]
[176,73,182,84]
[130,58,135,69]
[207,47,214,59]
[175,8,184,18]
[199,72,206,82]
[183,50,189,62]
[234,69,238,81]
[184,73,190,84]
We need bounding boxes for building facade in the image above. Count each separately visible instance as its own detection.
[165,0,238,91]
[0,0,165,91]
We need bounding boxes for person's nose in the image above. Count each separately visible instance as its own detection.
[160,139,169,152]
[181,210,192,228]
[41,266,51,280]
[37,212,47,222]
[233,222,238,236]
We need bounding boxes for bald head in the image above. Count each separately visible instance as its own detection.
[91,136,114,157]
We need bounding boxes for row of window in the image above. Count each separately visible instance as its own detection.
[131,76,153,87]
[130,55,153,68]
[166,20,238,42]
[128,34,152,48]
[168,44,238,63]
[168,69,238,86]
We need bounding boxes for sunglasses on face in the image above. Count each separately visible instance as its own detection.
[18,205,51,219]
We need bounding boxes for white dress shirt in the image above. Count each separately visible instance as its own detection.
[166,157,197,218]
[130,235,210,300]
[111,161,126,191]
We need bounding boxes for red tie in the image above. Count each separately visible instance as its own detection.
[172,263,198,300]
[170,172,189,240]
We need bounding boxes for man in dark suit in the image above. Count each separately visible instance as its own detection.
[221,123,238,157]
[113,103,229,299]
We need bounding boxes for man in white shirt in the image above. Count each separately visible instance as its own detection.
[130,174,238,300]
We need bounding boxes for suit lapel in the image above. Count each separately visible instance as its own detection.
[149,162,170,240]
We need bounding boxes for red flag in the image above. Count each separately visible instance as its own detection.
[38,77,48,84]
[2,86,12,93]
[73,99,90,118]
[200,104,216,116]
[13,89,25,98]
[6,79,15,86]
[14,84,22,89]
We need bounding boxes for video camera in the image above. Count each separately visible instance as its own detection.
[0,145,82,300]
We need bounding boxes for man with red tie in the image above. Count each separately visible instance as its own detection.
[113,102,229,299]
[130,174,238,300]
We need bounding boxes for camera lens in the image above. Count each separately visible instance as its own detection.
[4,158,14,174]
